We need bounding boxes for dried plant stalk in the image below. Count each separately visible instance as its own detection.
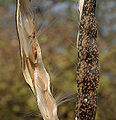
[76,0,99,120]
[16,0,59,120]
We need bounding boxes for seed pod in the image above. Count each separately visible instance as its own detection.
[16,0,59,120]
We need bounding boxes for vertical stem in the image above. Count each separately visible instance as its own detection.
[76,0,99,120]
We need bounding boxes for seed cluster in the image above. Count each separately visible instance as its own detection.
[76,0,99,120]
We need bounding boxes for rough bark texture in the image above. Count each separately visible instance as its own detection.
[76,0,99,120]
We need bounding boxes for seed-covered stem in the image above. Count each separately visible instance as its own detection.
[76,0,99,120]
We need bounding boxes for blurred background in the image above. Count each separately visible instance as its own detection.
[0,0,116,120]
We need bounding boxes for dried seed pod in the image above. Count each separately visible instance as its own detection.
[16,0,59,120]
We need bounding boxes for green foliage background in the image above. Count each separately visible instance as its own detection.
[0,0,116,120]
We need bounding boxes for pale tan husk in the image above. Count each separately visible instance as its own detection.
[16,0,59,120]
